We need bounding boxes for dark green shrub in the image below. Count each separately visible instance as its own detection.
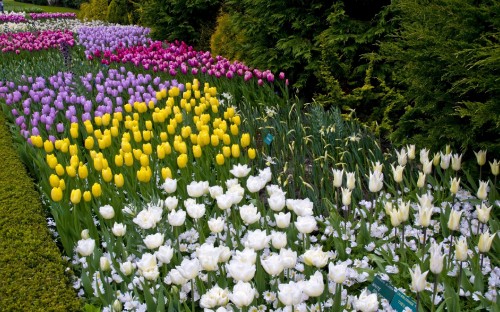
[377,0,500,154]
[139,0,222,50]
[0,112,81,312]
[107,0,129,24]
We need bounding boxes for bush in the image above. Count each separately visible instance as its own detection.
[78,0,108,21]
[377,0,500,154]
[107,0,129,24]
[139,0,222,50]
[0,111,81,312]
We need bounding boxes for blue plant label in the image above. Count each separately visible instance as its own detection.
[390,291,417,312]
[368,276,396,302]
[264,133,274,145]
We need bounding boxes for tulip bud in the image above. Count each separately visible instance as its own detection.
[429,242,445,274]
[70,189,82,204]
[248,148,256,160]
[332,169,344,188]
[112,299,122,312]
[341,187,351,206]
[81,229,90,239]
[100,256,111,271]
[240,133,251,148]
[450,177,460,195]
[432,152,440,167]
[161,167,172,180]
[409,265,428,292]
[490,159,499,176]
[51,187,63,202]
[396,148,407,166]
[391,164,405,183]
[231,144,240,158]
[346,172,356,190]
[476,203,492,224]
[474,150,487,166]
[478,231,496,253]
[177,153,188,168]
[476,180,488,200]
[451,153,462,171]
[91,183,102,197]
[416,172,426,188]
[447,210,462,231]
[440,152,451,170]
[407,144,416,160]
[455,237,468,262]
[215,153,225,165]
[114,174,124,188]
[420,148,430,165]
[83,191,92,202]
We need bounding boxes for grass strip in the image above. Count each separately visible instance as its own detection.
[0,111,81,311]
[4,0,79,13]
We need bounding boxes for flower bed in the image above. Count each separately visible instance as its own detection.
[0,29,74,53]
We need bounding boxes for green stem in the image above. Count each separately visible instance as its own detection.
[457,261,463,292]
[431,274,438,312]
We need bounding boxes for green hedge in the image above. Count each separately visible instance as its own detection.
[0,111,81,312]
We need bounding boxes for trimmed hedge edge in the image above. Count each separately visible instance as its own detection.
[0,110,81,311]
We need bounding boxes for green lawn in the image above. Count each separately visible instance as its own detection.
[4,0,79,13]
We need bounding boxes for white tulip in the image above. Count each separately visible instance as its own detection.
[230,164,251,178]
[162,178,177,193]
[164,196,179,211]
[294,215,317,234]
[278,281,303,306]
[409,265,428,292]
[346,172,356,190]
[168,209,186,227]
[76,238,95,257]
[137,253,159,281]
[239,203,261,225]
[268,194,286,212]
[177,258,201,280]
[271,231,288,249]
[208,217,225,233]
[245,229,269,250]
[302,271,324,297]
[226,259,256,282]
[368,170,384,193]
[440,152,451,169]
[303,247,329,268]
[280,248,297,269]
[99,204,115,219]
[332,169,344,188]
[429,242,445,274]
[328,262,347,284]
[353,289,379,312]
[275,212,291,228]
[187,180,209,197]
[229,281,256,308]
[476,180,488,200]
[143,233,164,249]
[112,222,126,236]
[260,253,284,276]
[156,245,174,264]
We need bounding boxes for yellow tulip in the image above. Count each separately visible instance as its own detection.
[51,187,63,202]
[70,127,79,139]
[84,122,93,134]
[124,152,133,167]
[115,154,124,167]
[216,153,225,165]
[94,157,103,171]
[55,164,65,176]
[248,148,256,160]
[143,143,152,155]
[178,142,187,155]
[199,131,210,146]
[167,124,175,134]
[241,133,251,148]
[114,173,124,188]
[190,133,198,145]
[84,136,94,150]
[83,191,92,202]
[60,142,69,153]
[223,134,231,145]
[94,116,102,126]
[49,174,60,188]
[211,135,220,146]
[230,124,239,136]
[59,179,66,190]
[211,105,218,113]
[92,183,102,197]
[140,154,149,167]
[193,145,202,158]
[160,132,168,142]
[121,140,131,153]
[44,140,54,153]
[133,149,143,160]
[231,144,240,158]
[148,100,155,110]
[54,139,63,150]
[102,114,111,126]
[157,145,166,159]
[169,87,180,97]
[66,166,76,178]
[177,154,188,168]
[30,135,43,148]
[78,164,88,179]
[46,154,58,169]
[70,189,82,204]
[69,144,78,156]
[102,167,113,182]
[232,115,241,126]
[175,113,183,123]
[181,126,191,139]
[133,131,142,143]
[226,107,235,119]
[161,167,172,180]
[112,118,120,128]
[219,120,228,132]
[110,126,119,137]
[143,130,151,141]
[222,146,231,158]
[163,142,172,155]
